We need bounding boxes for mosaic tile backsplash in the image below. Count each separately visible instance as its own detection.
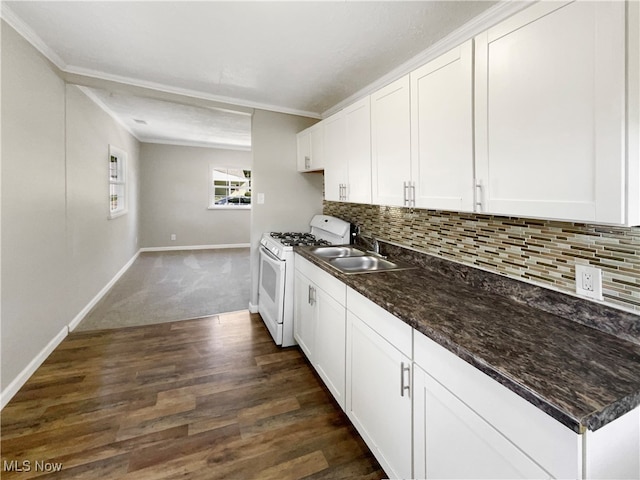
[323,201,640,314]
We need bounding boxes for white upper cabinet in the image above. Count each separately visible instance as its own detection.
[371,75,412,207]
[297,122,324,172]
[410,39,474,212]
[474,0,627,224]
[323,111,347,202]
[343,97,372,204]
[324,97,372,204]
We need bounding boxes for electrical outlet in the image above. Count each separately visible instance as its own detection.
[575,265,603,301]
[170,234,177,241]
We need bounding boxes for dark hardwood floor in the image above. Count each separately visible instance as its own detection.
[1,312,385,479]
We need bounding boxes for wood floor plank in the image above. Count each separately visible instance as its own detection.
[1,312,386,479]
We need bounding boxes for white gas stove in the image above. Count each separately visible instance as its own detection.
[258,215,351,346]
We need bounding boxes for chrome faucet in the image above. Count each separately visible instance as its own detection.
[359,234,384,257]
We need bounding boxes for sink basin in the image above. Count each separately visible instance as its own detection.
[327,255,415,274]
[309,246,366,258]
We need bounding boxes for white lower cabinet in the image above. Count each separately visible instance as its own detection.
[413,365,550,479]
[314,286,346,408]
[346,288,413,480]
[414,329,581,479]
[295,260,639,479]
[293,255,346,409]
[293,269,315,360]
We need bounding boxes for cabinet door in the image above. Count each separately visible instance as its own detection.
[475,1,625,223]
[293,269,315,361]
[411,40,474,212]
[323,111,347,202]
[309,122,325,171]
[371,76,411,207]
[314,287,346,410]
[346,311,412,479]
[296,129,312,172]
[413,366,551,479]
[344,97,372,204]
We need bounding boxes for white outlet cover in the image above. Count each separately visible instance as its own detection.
[575,264,603,301]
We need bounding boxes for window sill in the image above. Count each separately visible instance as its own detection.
[207,206,252,211]
[108,209,128,220]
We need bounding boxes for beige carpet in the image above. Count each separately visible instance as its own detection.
[76,248,250,331]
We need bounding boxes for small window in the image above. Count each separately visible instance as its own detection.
[108,145,127,219]
[209,167,251,209]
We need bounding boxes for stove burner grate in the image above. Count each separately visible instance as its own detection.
[269,232,331,247]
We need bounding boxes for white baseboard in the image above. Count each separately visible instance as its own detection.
[0,326,67,410]
[68,250,141,332]
[140,243,250,252]
[248,302,259,314]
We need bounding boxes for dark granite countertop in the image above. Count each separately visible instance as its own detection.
[295,245,640,433]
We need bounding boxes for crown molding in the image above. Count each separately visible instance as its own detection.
[66,66,322,120]
[137,137,252,152]
[1,2,321,120]
[1,3,67,70]
[321,0,536,118]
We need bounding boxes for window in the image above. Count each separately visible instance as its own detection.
[209,167,252,209]
[108,145,127,219]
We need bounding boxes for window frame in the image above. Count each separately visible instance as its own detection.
[208,165,252,210]
[108,145,128,219]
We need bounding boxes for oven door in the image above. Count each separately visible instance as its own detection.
[258,246,286,345]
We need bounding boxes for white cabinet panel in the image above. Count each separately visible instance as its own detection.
[584,406,640,479]
[294,255,346,409]
[297,122,324,172]
[411,39,474,212]
[413,366,551,479]
[314,287,346,409]
[296,128,312,172]
[346,310,412,480]
[344,97,372,204]
[323,111,347,202]
[474,0,626,223]
[293,269,315,360]
[414,329,581,479]
[371,75,411,207]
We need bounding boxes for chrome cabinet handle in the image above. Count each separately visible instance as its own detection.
[403,182,409,206]
[308,284,313,305]
[410,182,416,207]
[308,285,316,305]
[305,156,311,170]
[339,183,347,201]
[400,362,410,397]
[475,181,483,211]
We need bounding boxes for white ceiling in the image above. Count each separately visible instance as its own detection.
[3,1,499,149]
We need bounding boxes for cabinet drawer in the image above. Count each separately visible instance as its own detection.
[414,330,581,479]
[295,255,345,305]
[346,287,412,357]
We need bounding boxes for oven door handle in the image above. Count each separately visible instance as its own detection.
[260,245,284,263]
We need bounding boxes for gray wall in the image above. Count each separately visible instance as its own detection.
[1,22,140,393]
[65,85,140,318]
[2,22,68,391]
[250,109,323,307]
[139,143,251,248]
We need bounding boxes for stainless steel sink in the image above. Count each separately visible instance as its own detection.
[327,255,415,274]
[309,246,366,258]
